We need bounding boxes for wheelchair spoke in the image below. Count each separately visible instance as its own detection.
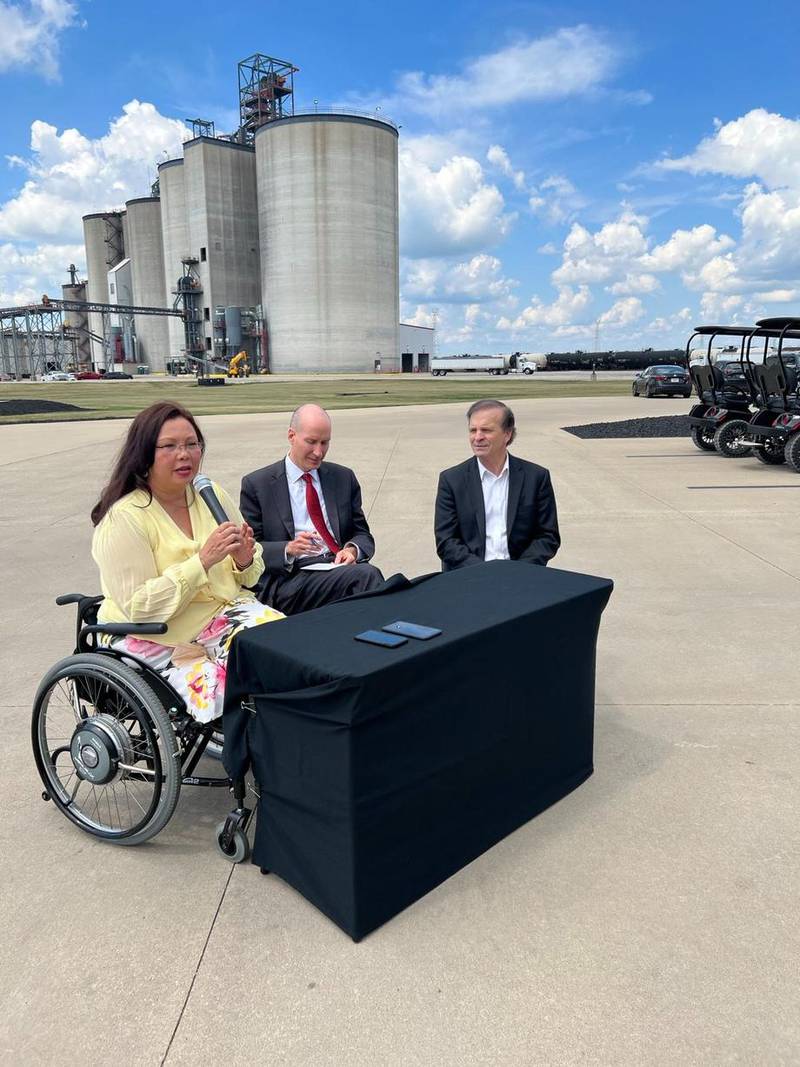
[120,780,149,817]
[33,654,182,843]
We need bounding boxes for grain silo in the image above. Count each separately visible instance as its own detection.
[124,197,169,369]
[82,211,125,366]
[255,114,399,372]
[158,158,188,363]
[183,137,260,360]
[61,265,91,366]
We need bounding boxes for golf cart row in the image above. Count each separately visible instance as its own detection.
[687,316,800,471]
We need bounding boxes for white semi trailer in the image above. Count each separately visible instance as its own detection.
[431,356,510,376]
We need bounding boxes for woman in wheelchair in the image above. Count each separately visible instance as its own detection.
[90,401,283,722]
[32,401,283,854]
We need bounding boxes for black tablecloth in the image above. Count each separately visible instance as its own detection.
[223,561,613,940]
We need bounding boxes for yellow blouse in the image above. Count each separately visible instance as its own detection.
[92,483,265,646]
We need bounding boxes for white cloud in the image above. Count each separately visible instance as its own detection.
[497,285,592,330]
[0,100,189,302]
[598,296,644,327]
[402,253,517,304]
[658,109,800,190]
[486,145,526,191]
[529,174,586,225]
[699,292,743,320]
[652,110,800,298]
[0,240,84,304]
[640,224,735,273]
[609,273,659,295]
[646,308,693,334]
[400,132,475,168]
[443,302,494,344]
[380,25,627,119]
[552,209,649,285]
[0,101,189,243]
[0,0,79,80]
[757,289,800,303]
[399,147,515,258]
[401,304,437,329]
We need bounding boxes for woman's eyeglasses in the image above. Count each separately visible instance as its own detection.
[155,441,203,454]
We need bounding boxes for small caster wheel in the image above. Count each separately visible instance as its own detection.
[215,820,250,863]
[260,867,270,875]
[41,791,50,802]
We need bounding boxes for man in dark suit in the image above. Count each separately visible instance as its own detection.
[240,404,384,613]
[435,399,560,571]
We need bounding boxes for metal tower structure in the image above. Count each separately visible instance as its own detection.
[189,117,216,139]
[238,53,298,145]
[0,297,186,379]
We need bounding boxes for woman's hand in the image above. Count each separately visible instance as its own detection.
[199,522,246,572]
[231,522,256,569]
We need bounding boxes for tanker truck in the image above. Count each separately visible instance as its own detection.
[430,355,510,376]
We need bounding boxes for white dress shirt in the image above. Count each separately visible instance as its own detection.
[477,455,510,561]
[283,456,360,563]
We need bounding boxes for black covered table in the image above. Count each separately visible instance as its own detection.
[223,561,613,940]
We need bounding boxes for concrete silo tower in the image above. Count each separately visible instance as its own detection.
[182,136,261,359]
[255,112,400,372]
[125,197,170,369]
[158,159,189,363]
[82,211,125,367]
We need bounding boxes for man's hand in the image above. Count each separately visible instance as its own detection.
[334,544,358,566]
[286,531,326,557]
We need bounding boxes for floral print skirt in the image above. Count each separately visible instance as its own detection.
[110,596,284,724]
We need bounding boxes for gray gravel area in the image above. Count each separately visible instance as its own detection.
[0,399,84,415]
[563,414,692,439]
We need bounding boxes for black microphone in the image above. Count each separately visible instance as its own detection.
[192,474,229,525]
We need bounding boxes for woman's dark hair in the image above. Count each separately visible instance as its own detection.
[91,401,205,525]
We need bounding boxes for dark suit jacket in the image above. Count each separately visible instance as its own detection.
[435,454,560,571]
[240,459,376,603]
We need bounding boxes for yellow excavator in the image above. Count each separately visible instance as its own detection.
[228,350,249,378]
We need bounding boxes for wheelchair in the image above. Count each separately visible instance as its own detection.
[31,593,254,861]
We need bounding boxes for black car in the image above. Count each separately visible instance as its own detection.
[102,371,133,380]
[632,365,691,398]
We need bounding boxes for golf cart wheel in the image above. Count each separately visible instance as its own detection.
[755,438,786,465]
[690,425,716,452]
[785,433,800,472]
[714,420,752,458]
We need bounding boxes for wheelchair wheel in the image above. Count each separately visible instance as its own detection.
[32,653,181,845]
[215,820,251,863]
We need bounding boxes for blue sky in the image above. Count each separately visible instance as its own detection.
[2,0,800,354]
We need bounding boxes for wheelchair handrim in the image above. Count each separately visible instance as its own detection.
[34,665,167,839]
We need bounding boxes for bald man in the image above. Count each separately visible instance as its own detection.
[240,404,384,613]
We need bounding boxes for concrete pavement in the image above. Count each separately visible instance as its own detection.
[1,395,797,1064]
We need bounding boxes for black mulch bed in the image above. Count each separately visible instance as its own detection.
[0,399,86,416]
[563,414,692,439]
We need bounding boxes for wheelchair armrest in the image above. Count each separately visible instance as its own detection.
[83,622,169,638]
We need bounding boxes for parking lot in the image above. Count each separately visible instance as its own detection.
[1,394,797,1064]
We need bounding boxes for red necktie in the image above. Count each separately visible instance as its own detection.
[302,472,341,554]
